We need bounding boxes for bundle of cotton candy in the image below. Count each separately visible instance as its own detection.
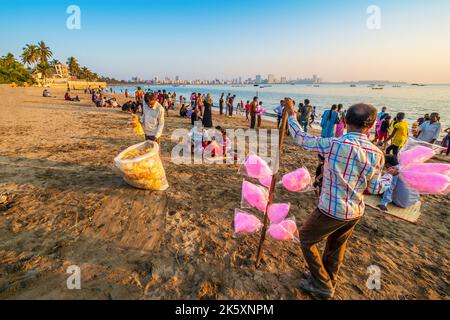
[398,146,435,167]
[242,181,269,212]
[258,175,273,188]
[268,219,299,242]
[400,170,450,194]
[267,203,290,224]
[243,154,273,179]
[281,167,312,192]
[234,211,262,234]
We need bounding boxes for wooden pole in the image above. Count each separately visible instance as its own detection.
[255,107,289,268]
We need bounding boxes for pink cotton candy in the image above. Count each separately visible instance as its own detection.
[267,203,290,224]
[404,163,450,176]
[282,168,312,192]
[234,211,262,234]
[400,170,450,194]
[243,155,272,179]
[398,146,436,167]
[268,219,298,241]
[258,175,273,188]
[242,181,268,212]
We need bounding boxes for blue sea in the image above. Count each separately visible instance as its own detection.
[110,83,450,137]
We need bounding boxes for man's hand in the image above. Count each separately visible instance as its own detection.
[283,98,296,117]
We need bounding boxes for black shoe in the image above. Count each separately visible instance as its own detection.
[299,277,335,300]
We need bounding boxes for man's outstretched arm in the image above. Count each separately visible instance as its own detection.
[284,98,332,157]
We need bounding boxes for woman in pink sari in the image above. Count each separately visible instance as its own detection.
[335,104,346,137]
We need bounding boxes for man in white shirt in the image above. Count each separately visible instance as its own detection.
[140,92,165,144]
[417,112,442,144]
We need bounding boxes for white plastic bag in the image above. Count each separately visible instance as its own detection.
[114,140,169,190]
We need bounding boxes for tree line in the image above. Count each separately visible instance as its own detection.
[1,41,118,85]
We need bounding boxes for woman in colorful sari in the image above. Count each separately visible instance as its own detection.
[335,104,346,137]
[320,104,339,137]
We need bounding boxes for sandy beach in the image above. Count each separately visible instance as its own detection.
[0,85,448,300]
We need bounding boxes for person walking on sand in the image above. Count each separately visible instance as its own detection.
[335,104,346,137]
[125,88,129,98]
[219,93,225,115]
[284,99,394,299]
[135,87,145,112]
[228,95,236,117]
[256,101,264,128]
[249,96,258,129]
[299,99,313,133]
[384,112,408,156]
[202,94,213,128]
[320,104,339,137]
[245,100,251,121]
[140,92,165,144]
[274,100,284,128]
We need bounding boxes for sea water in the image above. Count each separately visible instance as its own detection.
[111,84,450,138]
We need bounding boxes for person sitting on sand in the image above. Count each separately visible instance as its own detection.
[377,155,420,211]
[42,89,51,97]
[140,92,165,144]
[284,99,395,299]
[64,91,72,101]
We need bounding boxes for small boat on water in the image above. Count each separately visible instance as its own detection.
[350,84,357,87]
[372,87,384,90]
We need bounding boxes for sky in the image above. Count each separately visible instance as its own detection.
[1,0,450,83]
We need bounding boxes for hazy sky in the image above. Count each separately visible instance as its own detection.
[1,0,450,83]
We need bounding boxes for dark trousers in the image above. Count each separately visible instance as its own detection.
[277,115,282,128]
[299,208,360,290]
[250,115,256,129]
[386,144,399,156]
[219,102,224,115]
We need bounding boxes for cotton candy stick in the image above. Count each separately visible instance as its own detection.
[242,181,268,212]
[234,211,262,234]
[282,167,312,192]
[243,154,273,179]
[267,203,290,224]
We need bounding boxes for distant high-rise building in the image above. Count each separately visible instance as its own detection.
[175,75,179,81]
[280,76,287,84]
[267,74,275,84]
[255,75,262,84]
[313,74,318,83]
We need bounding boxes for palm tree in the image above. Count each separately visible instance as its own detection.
[36,62,52,85]
[79,66,90,80]
[66,56,80,77]
[37,41,53,64]
[21,44,40,67]
[49,59,61,67]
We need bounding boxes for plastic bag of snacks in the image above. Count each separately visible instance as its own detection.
[114,141,169,190]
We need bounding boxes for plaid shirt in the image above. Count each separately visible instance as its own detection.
[288,116,391,221]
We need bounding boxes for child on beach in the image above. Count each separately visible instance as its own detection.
[376,114,391,145]
[245,101,250,121]
[313,154,325,197]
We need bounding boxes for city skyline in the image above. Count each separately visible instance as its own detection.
[1,0,450,83]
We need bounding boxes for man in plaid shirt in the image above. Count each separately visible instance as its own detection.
[284,99,395,299]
